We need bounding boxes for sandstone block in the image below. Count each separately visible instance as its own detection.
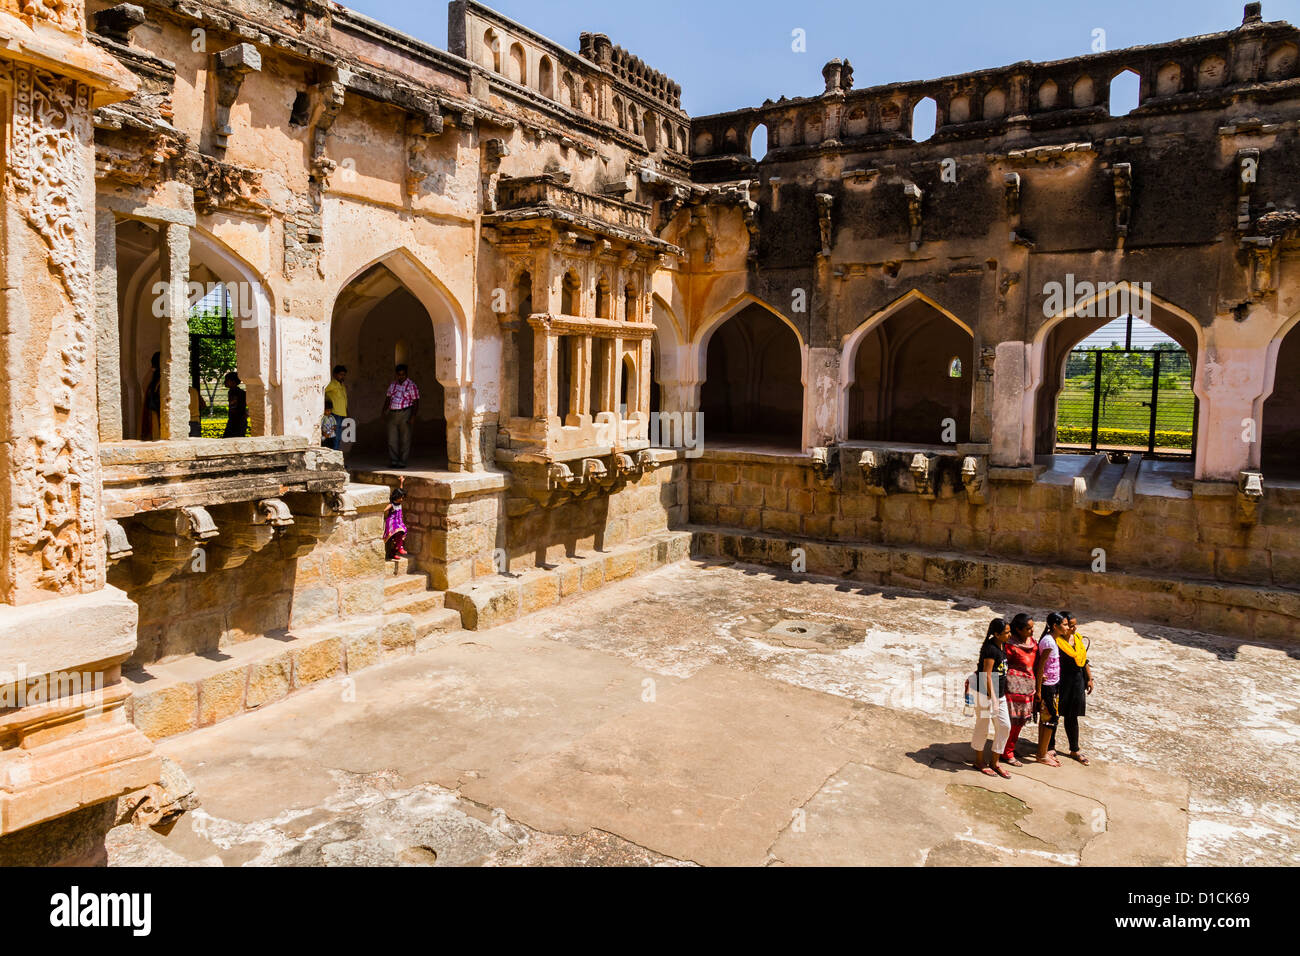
[245,654,292,708]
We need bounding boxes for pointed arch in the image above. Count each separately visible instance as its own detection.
[1027,282,1205,468]
[693,292,807,383]
[838,289,974,443]
[331,247,469,387]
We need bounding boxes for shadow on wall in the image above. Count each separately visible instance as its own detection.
[1264,323,1300,479]
[849,298,973,444]
[701,304,803,442]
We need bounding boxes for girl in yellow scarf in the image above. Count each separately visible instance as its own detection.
[1057,611,1094,765]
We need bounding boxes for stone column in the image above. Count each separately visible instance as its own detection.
[571,336,591,421]
[157,222,191,439]
[534,326,557,421]
[94,207,122,442]
[0,9,160,865]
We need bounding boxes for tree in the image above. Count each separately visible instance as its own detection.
[188,304,237,409]
[1097,346,1142,416]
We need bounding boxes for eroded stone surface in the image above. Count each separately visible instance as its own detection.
[105,560,1296,867]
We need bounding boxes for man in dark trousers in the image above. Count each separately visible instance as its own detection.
[383,364,420,468]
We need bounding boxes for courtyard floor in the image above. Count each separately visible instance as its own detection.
[107,559,1300,867]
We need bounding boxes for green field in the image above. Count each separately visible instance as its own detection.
[1056,383,1195,450]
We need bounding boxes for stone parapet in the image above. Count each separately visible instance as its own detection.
[691,527,1300,643]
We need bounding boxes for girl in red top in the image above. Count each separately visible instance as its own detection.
[1000,612,1038,766]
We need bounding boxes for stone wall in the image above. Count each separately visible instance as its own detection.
[120,486,392,667]
[686,450,1300,637]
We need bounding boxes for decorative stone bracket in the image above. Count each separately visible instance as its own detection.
[213,44,262,155]
[104,519,133,565]
[515,450,657,509]
[1237,470,1264,525]
[811,445,839,486]
[853,447,981,500]
[858,449,890,496]
[1237,148,1260,232]
[126,506,219,587]
[92,3,147,43]
[816,192,834,257]
[961,455,988,505]
[904,183,923,250]
[1112,162,1132,248]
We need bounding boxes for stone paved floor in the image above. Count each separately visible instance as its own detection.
[108,559,1300,866]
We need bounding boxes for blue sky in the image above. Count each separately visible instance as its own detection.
[341,0,1300,116]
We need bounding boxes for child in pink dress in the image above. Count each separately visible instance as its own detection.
[383,487,407,559]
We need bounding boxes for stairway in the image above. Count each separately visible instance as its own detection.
[383,556,463,649]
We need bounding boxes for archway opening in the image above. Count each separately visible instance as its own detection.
[1109,68,1141,116]
[115,221,266,440]
[700,303,802,447]
[749,123,768,160]
[330,262,447,467]
[620,353,637,416]
[561,270,580,316]
[848,298,973,444]
[1037,299,1199,463]
[1263,322,1300,479]
[911,96,938,141]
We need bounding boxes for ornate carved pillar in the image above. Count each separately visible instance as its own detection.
[0,0,161,864]
[94,207,122,441]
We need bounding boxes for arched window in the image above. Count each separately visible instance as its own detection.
[595,275,611,319]
[948,357,963,378]
[508,42,526,85]
[1108,68,1141,116]
[561,271,580,316]
[482,29,501,72]
[911,97,938,140]
[750,123,768,160]
[538,56,555,97]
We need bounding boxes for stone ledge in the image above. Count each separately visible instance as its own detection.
[121,609,452,741]
[445,530,692,630]
[351,468,508,500]
[689,526,1300,643]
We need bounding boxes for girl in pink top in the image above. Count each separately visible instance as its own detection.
[384,487,408,559]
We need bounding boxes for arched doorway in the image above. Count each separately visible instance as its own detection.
[845,295,973,444]
[1035,292,1200,463]
[115,222,268,439]
[330,262,447,466]
[700,302,803,446]
[1263,319,1300,479]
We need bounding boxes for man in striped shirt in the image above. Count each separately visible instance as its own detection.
[383,364,420,468]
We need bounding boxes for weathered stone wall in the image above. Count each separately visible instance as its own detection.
[120,487,391,667]
[687,451,1300,609]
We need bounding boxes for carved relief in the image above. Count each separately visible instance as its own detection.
[5,62,100,596]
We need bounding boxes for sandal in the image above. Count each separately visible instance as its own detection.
[1069,752,1090,766]
[993,766,1011,779]
[978,766,997,777]
[1034,755,1062,767]
[1004,757,1024,767]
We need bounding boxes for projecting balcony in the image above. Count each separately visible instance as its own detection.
[99,436,351,589]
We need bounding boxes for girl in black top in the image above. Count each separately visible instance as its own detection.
[972,618,1013,779]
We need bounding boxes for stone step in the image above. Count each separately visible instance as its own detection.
[387,555,413,575]
[383,573,429,599]
[387,589,446,616]
[412,607,463,646]
[444,530,692,630]
[122,611,420,742]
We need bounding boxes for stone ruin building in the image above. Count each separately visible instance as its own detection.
[0,0,1297,863]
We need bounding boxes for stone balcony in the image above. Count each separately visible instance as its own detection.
[100,437,351,590]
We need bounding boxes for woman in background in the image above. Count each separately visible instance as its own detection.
[222,371,248,438]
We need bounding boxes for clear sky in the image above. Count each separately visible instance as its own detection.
[340,0,1300,116]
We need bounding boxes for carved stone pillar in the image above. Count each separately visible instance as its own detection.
[535,327,558,421]
[0,2,161,865]
[94,207,122,441]
[157,222,191,439]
